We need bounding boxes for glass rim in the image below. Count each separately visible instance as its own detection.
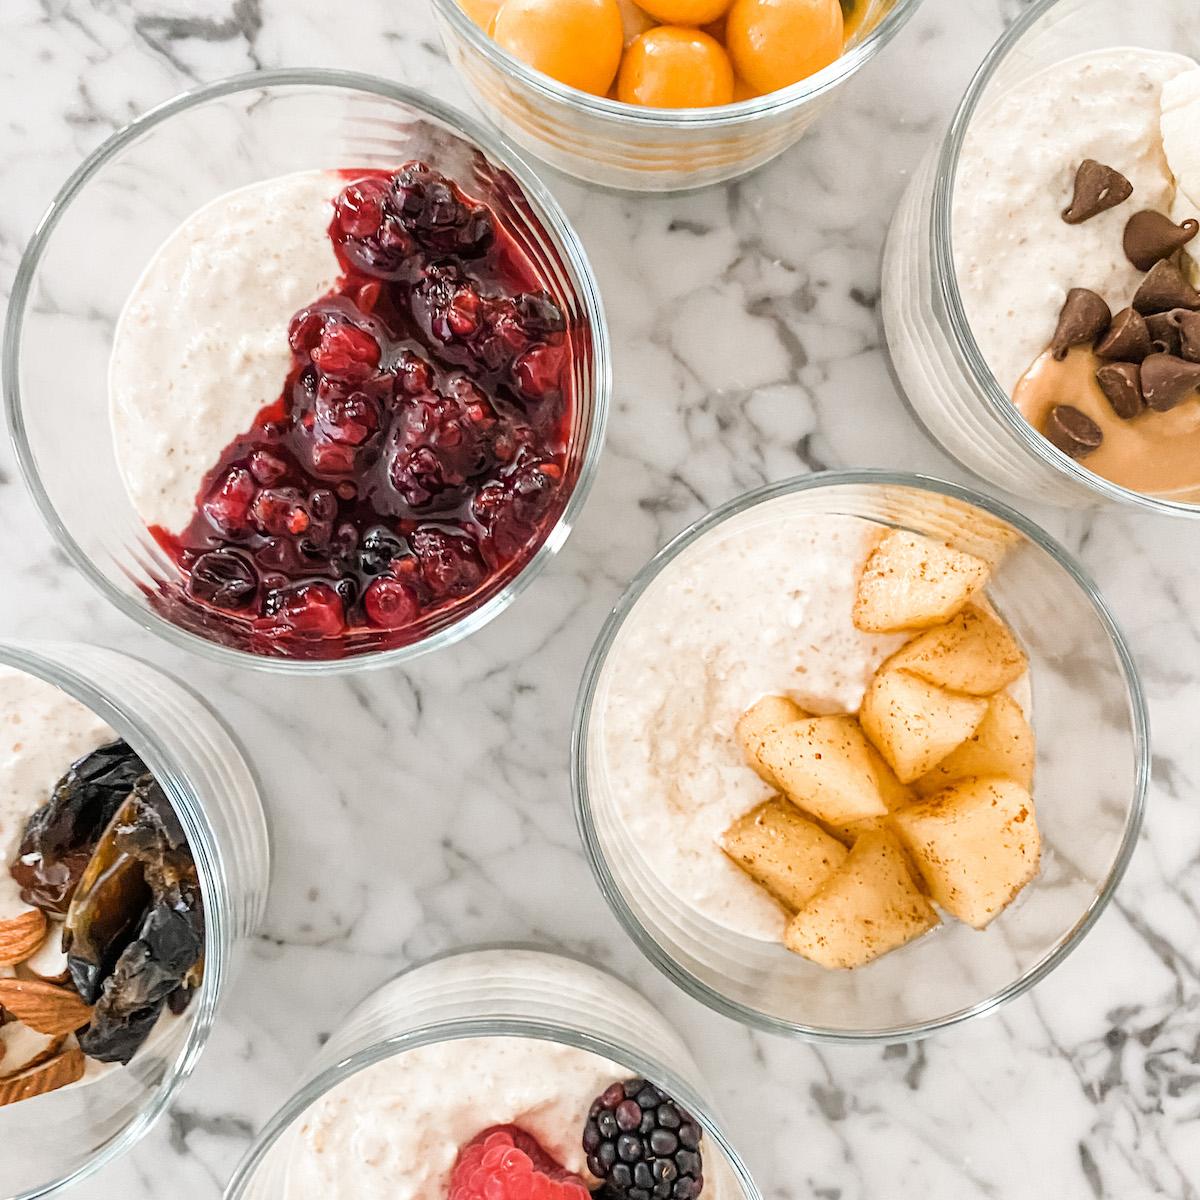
[431,0,927,126]
[571,468,1151,1043]
[3,67,612,675]
[0,640,254,1199]
[222,944,763,1200]
[930,0,1200,518]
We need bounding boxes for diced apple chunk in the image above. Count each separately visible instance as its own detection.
[735,696,808,786]
[756,715,889,825]
[722,799,849,912]
[915,694,1035,795]
[892,776,1041,929]
[783,828,940,969]
[886,604,1027,696]
[821,745,914,846]
[854,530,991,633]
[860,669,988,784]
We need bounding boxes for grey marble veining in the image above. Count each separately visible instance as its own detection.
[2,0,1199,1196]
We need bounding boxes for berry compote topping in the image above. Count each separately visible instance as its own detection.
[152,162,575,658]
[584,1080,704,1200]
[450,1126,592,1200]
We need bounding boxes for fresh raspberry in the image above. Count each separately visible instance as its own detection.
[450,1126,590,1200]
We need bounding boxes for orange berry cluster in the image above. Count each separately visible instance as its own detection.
[461,0,847,109]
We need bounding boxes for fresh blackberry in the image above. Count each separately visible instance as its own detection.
[583,1079,704,1200]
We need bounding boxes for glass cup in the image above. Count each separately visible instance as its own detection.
[881,0,1200,515]
[223,946,759,1200]
[573,471,1149,1040]
[432,0,926,192]
[4,69,610,672]
[0,641,269,1198]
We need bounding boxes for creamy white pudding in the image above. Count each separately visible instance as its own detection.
[109,170,341,532]
[593,504,910,942]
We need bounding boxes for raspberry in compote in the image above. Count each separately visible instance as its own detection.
[149,162,576,658]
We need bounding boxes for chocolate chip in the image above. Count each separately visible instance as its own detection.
[1177,310,1200,363]
[1132,260,1200,314]
[1062,160,1133,225]
[1050,288,1111,359]
[1044,404,1104,458]
[1094,307,1152,361]
[1146,310,1182,356]
[1123,210,1200,271]
[1095,362,1145,419]
[1141,353,1200,412]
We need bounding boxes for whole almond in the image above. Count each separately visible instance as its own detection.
[0,980,92,1036]
[0,1047,84,1107]
[0,909,47,967]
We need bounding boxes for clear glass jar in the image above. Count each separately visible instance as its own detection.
[4,70,610,672]
[432,0,926,192]
[0,641,269,1198]
[881,0,1200,515]
[224,947,759,1200]
[573,471,1149,1041]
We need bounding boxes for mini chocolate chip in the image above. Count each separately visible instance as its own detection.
[1146,310,1182,356]
[1062,160,1133,224]
[1051,288,1111,359]
[1177,310,1200,363]
[1132,260,1200,314]
[1140,353,1200,412]
[1044,404,1104,458]
[1095,362,1145,419]
[1094,307,1153,361]
[1123,210,1200,271]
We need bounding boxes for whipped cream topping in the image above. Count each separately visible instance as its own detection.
[109,170,342,532]
[594,505,908,942]
[952,48,1195,394]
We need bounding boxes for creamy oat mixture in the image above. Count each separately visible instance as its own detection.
[593,504,910,942]
[284,1036,624,1200]
[0,667,112,924]
[109,170,341,532]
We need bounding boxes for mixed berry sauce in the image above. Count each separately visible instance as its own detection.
[151,162,576,658]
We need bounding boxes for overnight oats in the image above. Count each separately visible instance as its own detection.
[881,0,1200,513]
[574,474,1148,1037]
[6,77,607,669]
[226,949,756,1200]
[0,667,203,1104]
[0,644,268,1197]
[112,164,584,659]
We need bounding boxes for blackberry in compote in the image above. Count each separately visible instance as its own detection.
[147,162,578,658]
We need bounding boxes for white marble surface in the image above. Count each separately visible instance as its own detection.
[1,0,1199,1197]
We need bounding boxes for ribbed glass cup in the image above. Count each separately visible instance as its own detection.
[0,641,269,1198]
[224,947,760,1200]
[4,70,610,672]
[573,471,1149,1041]
[432,0,926,192]
[881,0,1200,514]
